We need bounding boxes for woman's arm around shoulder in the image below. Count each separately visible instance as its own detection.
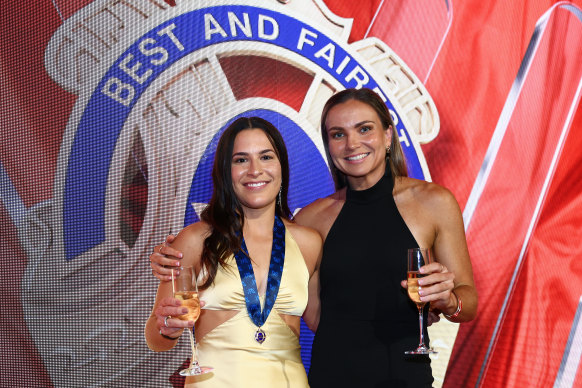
[285,221,323,332]
[144,222,211,351]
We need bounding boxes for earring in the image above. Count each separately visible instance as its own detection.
[277,186,282,206]
[386,146,390,158]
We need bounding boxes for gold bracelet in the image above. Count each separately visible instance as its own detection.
[444,290,462,320]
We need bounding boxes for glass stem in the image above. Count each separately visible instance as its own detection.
[187,328,202,372]
[418,304,426,348]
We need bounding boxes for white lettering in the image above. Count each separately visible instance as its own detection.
[138,38,168,66]
[102,78,135,106]
[119,53,152,84]
[157,23,185,51]
[390,109,400,126]
[205,13,228,40]
[345,66,369,89]
[258,15,279,40]
[314,43,335,68]
[297,28,317,50]
[228,12,252,37]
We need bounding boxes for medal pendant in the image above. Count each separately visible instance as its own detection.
[254,327,266,344]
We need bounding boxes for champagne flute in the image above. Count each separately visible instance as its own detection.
[172,266,213,375]
[405,248,437,355]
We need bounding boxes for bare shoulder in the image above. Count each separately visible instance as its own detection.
[395,177,460,214]
[284,220,322,247]
[172,221,212,264]
[284,220,323,275]
[296,189,344,218]
[294,188,345,238]
[175,221,211,241]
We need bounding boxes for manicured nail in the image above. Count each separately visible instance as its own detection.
[174,261,181,267]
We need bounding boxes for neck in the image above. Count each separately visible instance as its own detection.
[345,163,386,191]
[242,203,277,237]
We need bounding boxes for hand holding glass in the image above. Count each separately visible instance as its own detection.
[172,266,213,375]
[405,248,437,355]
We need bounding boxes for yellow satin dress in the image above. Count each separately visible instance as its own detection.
[186,229,310,388]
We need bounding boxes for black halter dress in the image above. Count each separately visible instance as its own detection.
[308,168,433,387]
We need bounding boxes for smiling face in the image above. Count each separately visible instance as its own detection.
[231,128,282,214]
[325,99,392,190]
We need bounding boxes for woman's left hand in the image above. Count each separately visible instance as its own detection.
[400,261,456,316]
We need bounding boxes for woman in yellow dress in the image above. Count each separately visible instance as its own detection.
[144,117,322,387]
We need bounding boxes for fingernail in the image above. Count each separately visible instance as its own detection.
[174,261,180,267]
[182,308,188,314]
[418,289,423,296]
[419,267,426,274]
[178,253,183,258]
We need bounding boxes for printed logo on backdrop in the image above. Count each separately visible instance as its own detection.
[21,0,439,385]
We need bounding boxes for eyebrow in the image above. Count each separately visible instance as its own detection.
[232,149,276,157]
[327,120,375,131]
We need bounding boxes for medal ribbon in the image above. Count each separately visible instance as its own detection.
[234,216,285,330]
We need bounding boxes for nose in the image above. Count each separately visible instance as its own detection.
[247,157,262,176]
[346,134,360,150]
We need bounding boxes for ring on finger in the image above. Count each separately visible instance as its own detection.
[164,315,171,327]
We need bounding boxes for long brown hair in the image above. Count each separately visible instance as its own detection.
[199,117,291,288]
[320,88,408,188]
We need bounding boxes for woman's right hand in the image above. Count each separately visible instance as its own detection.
[149,235,183,281]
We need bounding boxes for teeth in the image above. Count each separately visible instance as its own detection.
[347,153,368,161]
[246,182,266,187]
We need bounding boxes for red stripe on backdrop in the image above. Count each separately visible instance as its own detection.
[483,106,582,387]
[442,5,582,387]
[0,1,75,385]
[478,8,582,387]
[419,0,582,208]
[0,2,75,207]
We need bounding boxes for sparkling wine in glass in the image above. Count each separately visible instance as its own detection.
[172,266,213,376]
[405,248,437,355]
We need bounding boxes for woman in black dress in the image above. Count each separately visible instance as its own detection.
[150,89,478,387]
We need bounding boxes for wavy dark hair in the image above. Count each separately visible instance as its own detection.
[198,116,291,288]
[320,88,408,188]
